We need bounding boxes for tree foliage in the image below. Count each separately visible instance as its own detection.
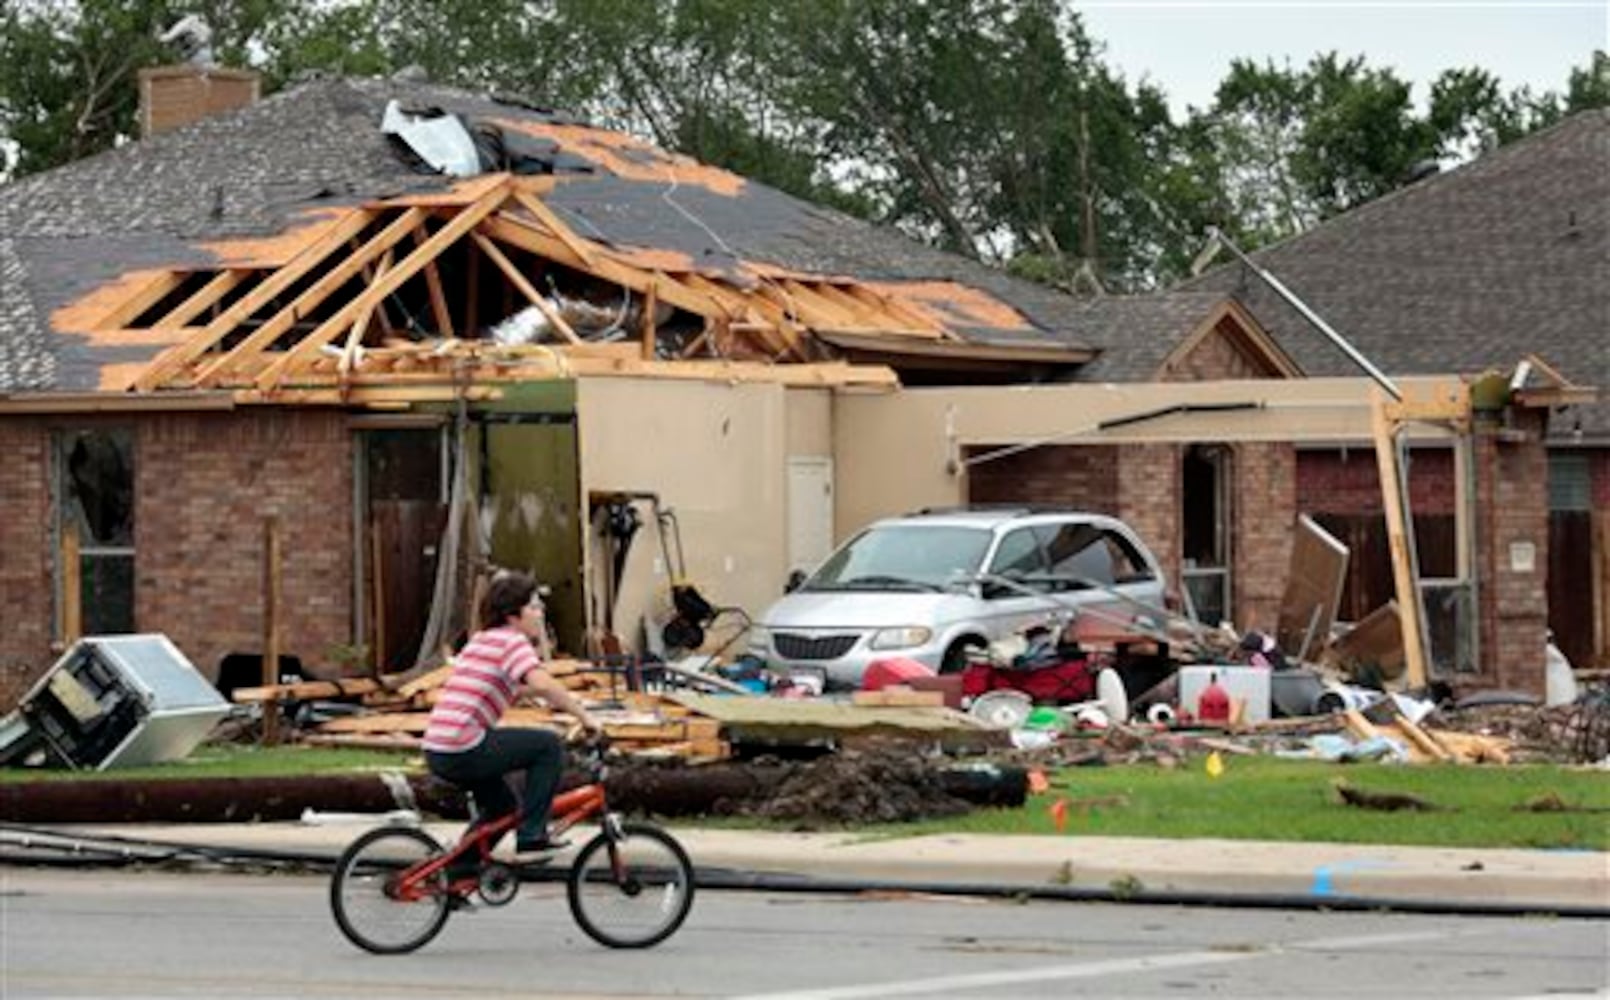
[1,1,1603,292]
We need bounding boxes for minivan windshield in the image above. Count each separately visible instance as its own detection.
[804,524,992,592]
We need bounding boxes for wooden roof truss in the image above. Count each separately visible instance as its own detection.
[102,175,956,399]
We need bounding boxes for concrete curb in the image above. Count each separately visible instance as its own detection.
[7,822,1606,916]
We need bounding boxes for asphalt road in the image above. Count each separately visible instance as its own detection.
[2,868,1605,998]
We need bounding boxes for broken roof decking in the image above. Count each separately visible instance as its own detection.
[56,171,1056,400]
[1,77,1101,401]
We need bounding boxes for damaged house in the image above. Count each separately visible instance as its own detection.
[0,69,1603,707]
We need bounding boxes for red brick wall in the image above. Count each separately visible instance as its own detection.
[965,445,1120,514]
[1233,443,1297,635]
[1295,448,1456,515]
[1476,414,1550,694]
[1593,449,1610,506]
[137,410,354,681]
[0,418,55,706]
[1115,443,1181,590]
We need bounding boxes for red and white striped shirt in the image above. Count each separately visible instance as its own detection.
[422,626,541,752]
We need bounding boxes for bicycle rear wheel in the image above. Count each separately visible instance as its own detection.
[566,823,694,948]
[330,825,453,954]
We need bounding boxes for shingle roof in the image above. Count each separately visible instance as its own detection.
[1180,109,1609,440]
[4,76,1175,393]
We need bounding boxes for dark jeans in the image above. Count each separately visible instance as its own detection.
[426,728,566,849]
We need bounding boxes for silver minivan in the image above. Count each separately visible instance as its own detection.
[750,508,1169,689]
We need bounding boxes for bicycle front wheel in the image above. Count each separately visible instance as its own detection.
[330,825,452,955]
[566,823,695,948]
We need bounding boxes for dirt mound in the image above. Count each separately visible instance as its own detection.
[747,746,974,829]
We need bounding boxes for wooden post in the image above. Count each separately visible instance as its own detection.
[641,280,658,360]
[1371,391,1430,689]
[61,522,81,645]
[262,517,282,746]
[370,521,386,676]
[464,239,480,337]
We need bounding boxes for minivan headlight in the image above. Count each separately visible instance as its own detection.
[869,626,932,650]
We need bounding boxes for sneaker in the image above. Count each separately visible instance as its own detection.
[509,837,570,863]
[446,894,476,913]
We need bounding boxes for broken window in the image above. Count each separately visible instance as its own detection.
[57,429,136,636]
[1182,444,1232,626]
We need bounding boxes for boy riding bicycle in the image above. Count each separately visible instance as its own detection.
[423,570,603,864]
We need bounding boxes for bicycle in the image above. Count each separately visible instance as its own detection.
[328,736,694,953]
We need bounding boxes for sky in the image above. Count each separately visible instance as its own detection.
[1074,0,1609,115]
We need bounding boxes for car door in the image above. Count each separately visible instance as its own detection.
[977,526,1064,640]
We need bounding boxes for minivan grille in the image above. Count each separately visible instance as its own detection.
[773,632,860,660]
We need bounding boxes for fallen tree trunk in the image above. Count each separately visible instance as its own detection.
[1,760,1027,824]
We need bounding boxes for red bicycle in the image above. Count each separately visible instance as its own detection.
[329,738,694,953]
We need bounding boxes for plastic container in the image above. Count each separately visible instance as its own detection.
[1177,665,1271,724]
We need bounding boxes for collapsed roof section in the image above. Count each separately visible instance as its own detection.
[43,94,1095,405]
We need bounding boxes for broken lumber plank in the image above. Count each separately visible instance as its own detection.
[299,733,422,752]
[314,712,429,735]
[852,688,945,708]
[232,678,381,703]
[396,664,454,698]
[1391,712,1454,762]
[1342,708,1382,742]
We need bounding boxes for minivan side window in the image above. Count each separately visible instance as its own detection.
[985,527,1046,589]
[1036,523,1154,588]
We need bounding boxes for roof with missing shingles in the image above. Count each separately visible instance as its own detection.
[1,76,1168,394]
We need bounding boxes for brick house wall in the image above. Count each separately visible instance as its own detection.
[1164,320,1272,382]
[137,409,354,682]
[1232,442,1297,635]
[0,418,55,706]
[1475,413,1550,693]
[1114,443,1181,592]
[0,409,355,708]
[965,445,1119,513]
[1295,448,1457,516]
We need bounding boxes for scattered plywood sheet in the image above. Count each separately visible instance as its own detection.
[665,693,1006,751]
[1322,601,1406,682]
[1277,514,1349,662]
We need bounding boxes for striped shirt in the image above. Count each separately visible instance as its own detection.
[422,626,541,752]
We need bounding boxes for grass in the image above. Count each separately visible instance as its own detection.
[0,744,417,782]
[889,756,1610,851]
[5,745,1606,851]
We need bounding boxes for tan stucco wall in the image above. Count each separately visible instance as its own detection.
[785,388,833,456]
[575,377,789,650]
[833,377,1459,542]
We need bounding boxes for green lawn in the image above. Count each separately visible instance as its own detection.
[5,746,1606,851]
[894,756,1610,850]
[0,744,415,782]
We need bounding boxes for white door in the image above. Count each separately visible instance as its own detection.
[787,457,834,576]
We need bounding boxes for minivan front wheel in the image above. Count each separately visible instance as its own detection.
[940,639,984,674]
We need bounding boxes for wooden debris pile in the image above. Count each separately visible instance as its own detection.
[230,658,731,761]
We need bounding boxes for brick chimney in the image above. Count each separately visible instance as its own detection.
[138,66,261,138]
